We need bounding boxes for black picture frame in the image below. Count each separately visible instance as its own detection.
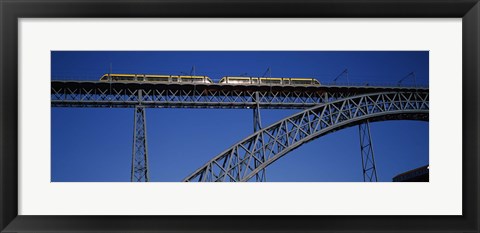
[1,0,479,232]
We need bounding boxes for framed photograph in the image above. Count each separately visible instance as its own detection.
[1,0,478,232]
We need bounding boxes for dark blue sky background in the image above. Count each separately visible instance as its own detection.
[51,51,429,182]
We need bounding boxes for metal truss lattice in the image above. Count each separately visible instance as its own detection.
[51,81,425,109]
[253,91,266,182]
[359,120,378,182]
[184,92,429,182]
[131,106,149,182]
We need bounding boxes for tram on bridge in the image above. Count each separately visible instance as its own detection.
[99,73,321,86]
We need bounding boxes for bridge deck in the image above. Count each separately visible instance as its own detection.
[51,81,428,109]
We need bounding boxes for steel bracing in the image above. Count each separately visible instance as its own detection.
[359,120,378,182]
[253,91,266,182]
[51,80,428,182]
[253,91,262,132]
[183,92,429,182]
[51,81,427,109]
[131,106,149,182]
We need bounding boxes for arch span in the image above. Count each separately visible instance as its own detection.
[184,91,429,182]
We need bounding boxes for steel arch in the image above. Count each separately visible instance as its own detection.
[183,91,429,182]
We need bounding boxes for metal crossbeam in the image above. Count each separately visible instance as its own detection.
[359,120,378,182]
[51,81,427,109]
[184,91,429,182]
[132,106,149,182]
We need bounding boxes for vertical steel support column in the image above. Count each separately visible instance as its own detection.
[253,91,266,182]
[131,105,149,182]
[253,102,262,133]
[358,120,378,182]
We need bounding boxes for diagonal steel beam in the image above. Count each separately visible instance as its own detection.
[184,91,429,182]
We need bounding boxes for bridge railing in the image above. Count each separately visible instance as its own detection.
[51,79,428,109]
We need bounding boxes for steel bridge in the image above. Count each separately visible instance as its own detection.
[51,81,429,182]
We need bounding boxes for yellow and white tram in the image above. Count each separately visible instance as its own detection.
[218,76,321,86]
[99,74,321,86]
[99,73,214,84]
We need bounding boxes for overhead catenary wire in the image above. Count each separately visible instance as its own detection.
[398,72,416,87]
[261,67,272,78]
[109,63,112,102]
[333,68,349,85]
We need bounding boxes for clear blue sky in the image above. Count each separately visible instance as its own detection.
[51,51,429,182]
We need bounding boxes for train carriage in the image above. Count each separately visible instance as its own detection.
[218,76,321,86]
[99,73,214,84]
[99,74,320,86]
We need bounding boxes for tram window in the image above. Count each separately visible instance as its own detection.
[147,77,168,82]
[262,79,281,84]
[229,79,250,84]
[292,80,311,85]
[183,78,197,83]
[117,76,131,81]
